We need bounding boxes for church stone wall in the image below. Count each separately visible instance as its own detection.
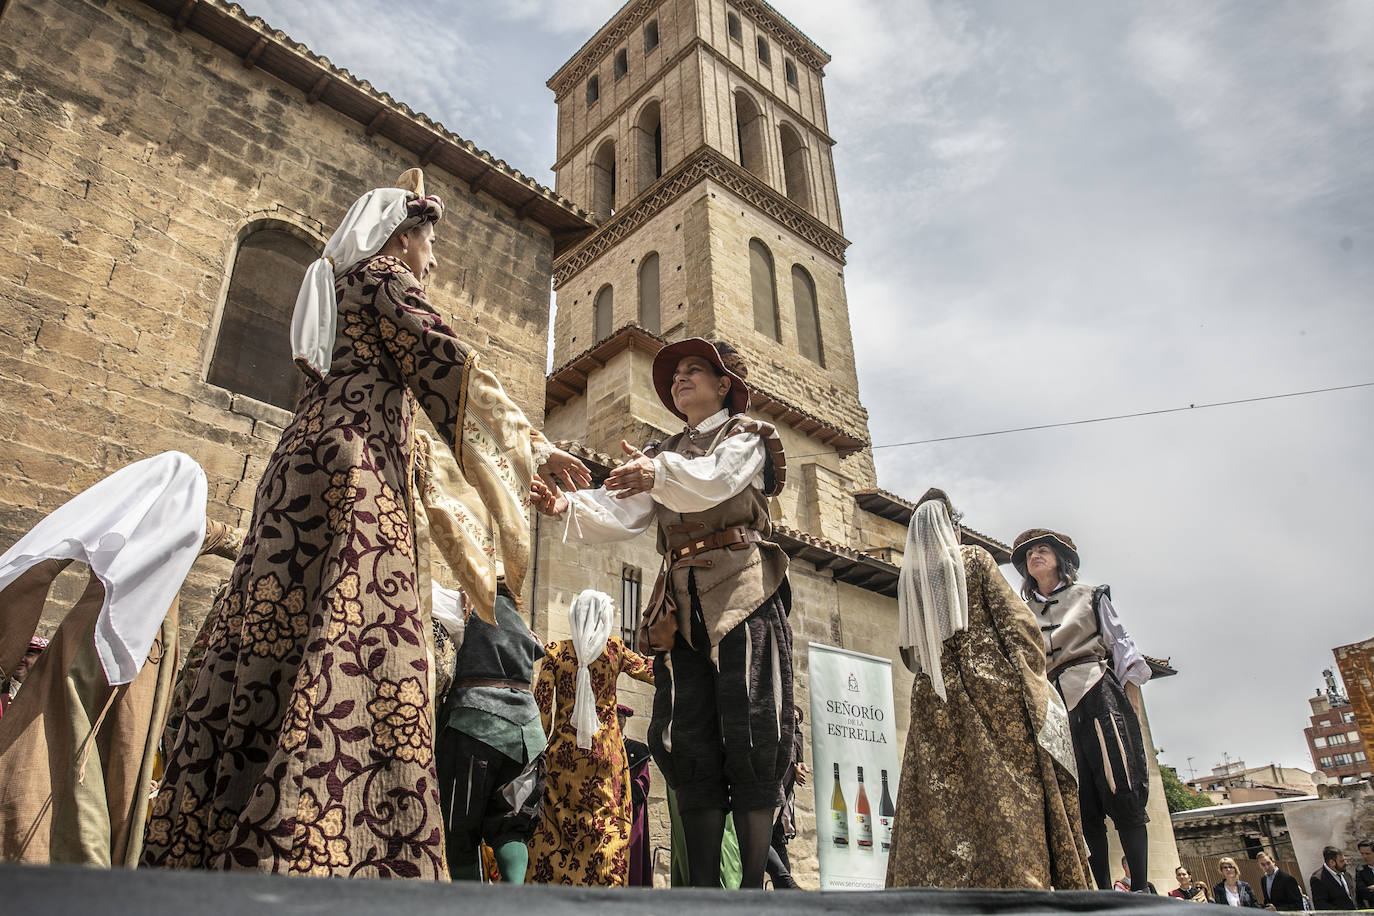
[0,0,555,646]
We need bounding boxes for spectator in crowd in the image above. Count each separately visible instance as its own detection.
[1212,856,1261,908]
[1311,846,1356,910]
[1114,856,1156,893]
[1256,851,1304,911]
[1354,840,1374,909]
[1170,864,1211,902]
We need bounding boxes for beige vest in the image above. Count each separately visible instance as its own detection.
[648,416,788,648]
[1026,582,1110,711]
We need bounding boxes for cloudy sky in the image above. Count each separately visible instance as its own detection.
[242,0,1374,780]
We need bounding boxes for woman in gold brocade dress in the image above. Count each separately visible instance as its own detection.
[885,489,1090,891]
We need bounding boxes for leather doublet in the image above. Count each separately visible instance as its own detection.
[648,416,788,647]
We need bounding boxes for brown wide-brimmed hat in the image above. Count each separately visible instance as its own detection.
[1010,528,1080,571]
[651,338,750,422]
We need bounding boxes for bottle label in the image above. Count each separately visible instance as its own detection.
[831,810,849,847]
[880,815,893,852]
[856,812,873,849]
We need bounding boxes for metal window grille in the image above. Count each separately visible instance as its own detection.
[620,566,642,648]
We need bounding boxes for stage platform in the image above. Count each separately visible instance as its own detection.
[2,863,1185,914]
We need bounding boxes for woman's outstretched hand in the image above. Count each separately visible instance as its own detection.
[605,440,655,498]
[531,477,568,516]
[540,447,592,492]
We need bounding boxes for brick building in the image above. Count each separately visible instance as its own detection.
[1334,635,1374,771]
[1304,669,1372,783]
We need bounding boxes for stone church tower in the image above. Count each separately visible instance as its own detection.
[531,0,923,884]
[542,0,876,529]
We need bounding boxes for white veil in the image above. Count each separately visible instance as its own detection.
[568,589,613,749]
[896,499,969,701]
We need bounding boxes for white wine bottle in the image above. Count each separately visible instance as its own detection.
[830,762,849,848]
[855,765,873,850]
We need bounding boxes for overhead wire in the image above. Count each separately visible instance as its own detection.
[790,381,1374,460]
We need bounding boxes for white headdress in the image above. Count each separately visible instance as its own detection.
[0,451,207,685]
[290,169,439,376]
[568,589,614,749]
[896,498,969,701]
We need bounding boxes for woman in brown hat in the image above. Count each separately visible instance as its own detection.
[534,338,792,889]
[886,490,1090,891]
[1011,528,1152,892]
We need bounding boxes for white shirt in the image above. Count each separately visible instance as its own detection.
[560,409,767,543]
[1226,886,1241,906]
[1032,581,1151,687]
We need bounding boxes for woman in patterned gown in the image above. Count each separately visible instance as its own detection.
[142,172,586,879]
[526,591,654,886]
[885,489,1090,891]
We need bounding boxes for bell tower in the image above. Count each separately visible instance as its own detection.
[544,0,875,539]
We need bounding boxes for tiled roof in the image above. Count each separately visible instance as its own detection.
[138,0,596,254]
[852,487,1012,563]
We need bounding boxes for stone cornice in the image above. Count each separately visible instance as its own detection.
[548,0,830,101]
[552,38,836,175]
[735,0,831,71]
[548,0,665,100]
[552,147,849,288]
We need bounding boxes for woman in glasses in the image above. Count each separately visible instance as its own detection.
[1213,856,1262,907]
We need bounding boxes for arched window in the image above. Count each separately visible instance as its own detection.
[749,239,779,341]
[594,284,614,342]
[792,264,823,364]
[643,19,659,53]
[614,48,628,81]
[635,100,663,195]
[586,74,600,107]
[727,11,742,43]
[784,58,798,87]
[638,252,660,334]
[756,36,771,67]
[592,139,616,219]
[207,223,319,410]
[734,90,766,181]
[778,122,811,211]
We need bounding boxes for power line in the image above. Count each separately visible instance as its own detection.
[793,381,1374,460]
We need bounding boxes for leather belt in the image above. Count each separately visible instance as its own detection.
[668,525,761,562]
[1046,657,1107,685]
[451,676,531,692]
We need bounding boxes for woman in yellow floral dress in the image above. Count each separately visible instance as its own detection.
[526,591,654,886]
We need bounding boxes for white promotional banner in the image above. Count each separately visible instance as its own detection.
[807,642,900,890]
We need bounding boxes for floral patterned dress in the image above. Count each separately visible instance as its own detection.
[143,255,503,879]
[525,637,653,886]
[885,545,1091,891]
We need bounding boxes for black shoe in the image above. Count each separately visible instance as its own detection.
[773,873,801,889]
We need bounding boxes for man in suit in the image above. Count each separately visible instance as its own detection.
[1355,839,1374,909]
[1311,846,1356,910]
[1258,851,1304,911]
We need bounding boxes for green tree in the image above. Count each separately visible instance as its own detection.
[1161,764,1212,812]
